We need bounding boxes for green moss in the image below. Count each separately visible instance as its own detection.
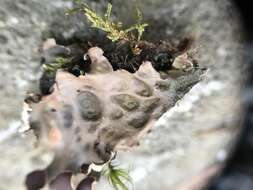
[43,57,70,74]
[102,162,133,190]
[68,0,148,54]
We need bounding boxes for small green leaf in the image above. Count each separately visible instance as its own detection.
[105,3,112,20]
[43,57,70,74]
[68,1,148,54]
[102,162,133,190]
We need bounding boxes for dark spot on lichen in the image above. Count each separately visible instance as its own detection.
[76,136,82,142]
[83,144,90,152]
[81,163,90,174]
[88,124,97,133]
[111,94,139,111]
[77,91,102,121]
[0,34,8,44]
[75,127,81,134]
[62,104,73,128]
[50,108,57,112]
[93,141,111,162]
[155,80,170,91]
[127,112,149,128]
[30,121,41,139]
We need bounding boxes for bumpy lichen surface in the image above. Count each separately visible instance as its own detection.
[26,46,205,189]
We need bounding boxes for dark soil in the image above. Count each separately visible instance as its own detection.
[40,30,194,95]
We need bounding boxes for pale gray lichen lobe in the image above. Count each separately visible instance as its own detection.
[27,46,205,186]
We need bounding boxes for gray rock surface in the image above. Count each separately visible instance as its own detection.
[0,0,245,190]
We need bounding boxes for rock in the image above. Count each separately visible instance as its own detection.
[0,0,243,190]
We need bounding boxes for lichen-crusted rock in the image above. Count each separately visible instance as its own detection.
[26,46,205,189]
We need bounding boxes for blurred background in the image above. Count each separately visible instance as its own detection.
[0,0,248,189]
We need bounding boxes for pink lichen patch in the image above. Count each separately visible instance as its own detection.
[25,46,205,189]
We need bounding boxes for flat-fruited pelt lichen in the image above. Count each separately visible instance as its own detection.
[23,43,205,190]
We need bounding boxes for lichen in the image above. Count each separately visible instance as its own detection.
[24,46,205,190]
